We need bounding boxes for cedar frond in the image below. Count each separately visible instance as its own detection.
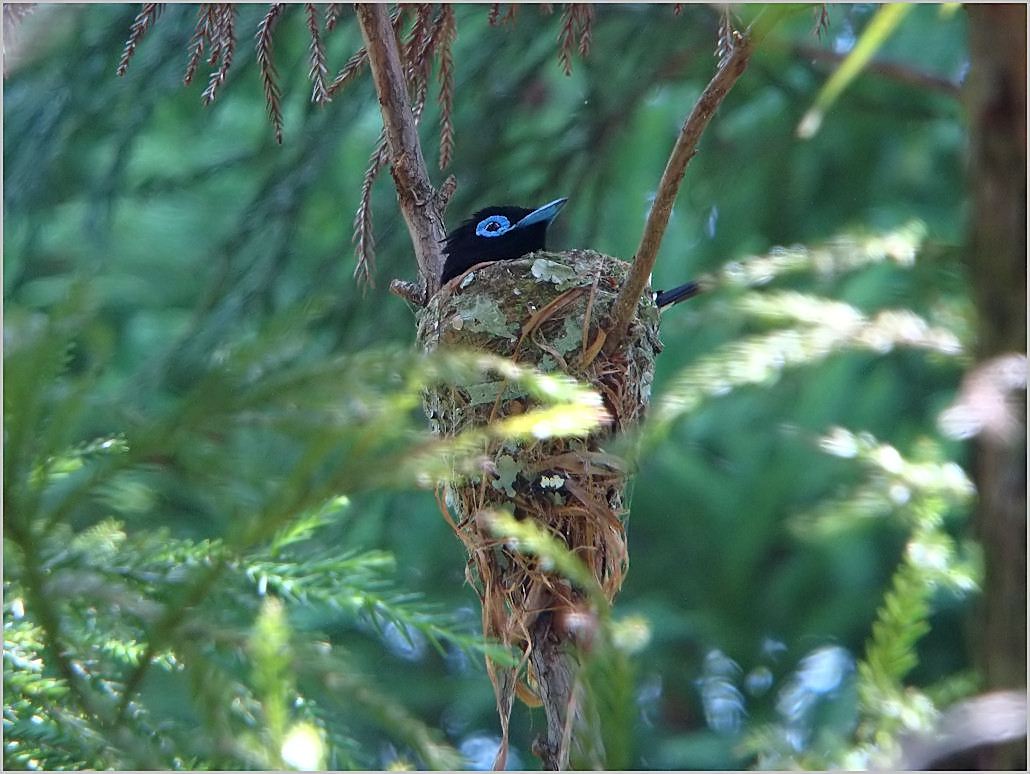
[558,9,574,75]
[184,4,217,86]
[117,3,163,76]
[435,5,457,169]
[540,4,554,16]
[201,5,236,105]
[327,47,367,98]
[256,3,285,144]
[557,4,592,76]
[672,3,683,16]
[403,5,437,131]
[812,4,830,39]
[306,2,330,104]
[437,174,458,214]
[716,8,734,67]
[352,132,390,289]
[576,4,593,58]
[389,6,407,31]
[404,5,435,91]
[325,2,344,31]
[327,5,402,99]
[411,83,428,128]
[487,4,518,26]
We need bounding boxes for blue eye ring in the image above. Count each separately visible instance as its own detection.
[475,215,512,238]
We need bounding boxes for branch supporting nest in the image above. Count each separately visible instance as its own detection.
[602,20,758,356]
[355,3,447,302]
[418,251,661,769]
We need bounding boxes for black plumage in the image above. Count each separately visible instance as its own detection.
[441,198,567,284]
[441,196,700,310]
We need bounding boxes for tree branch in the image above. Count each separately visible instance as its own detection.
[601,15,770,356]
[794,43,961,100]
[529,614,578,770]
[355,3,446,304]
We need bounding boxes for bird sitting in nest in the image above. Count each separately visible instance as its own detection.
[441,196,699,308]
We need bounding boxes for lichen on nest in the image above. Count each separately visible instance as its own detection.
[415,248,662,706]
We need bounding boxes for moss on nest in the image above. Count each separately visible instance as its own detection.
[416,249,662,704]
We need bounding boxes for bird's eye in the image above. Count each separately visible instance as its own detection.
[475,215,511,238]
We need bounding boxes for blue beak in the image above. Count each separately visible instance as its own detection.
[514,197,568,230]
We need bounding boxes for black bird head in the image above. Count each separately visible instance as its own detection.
[441,197,567,284]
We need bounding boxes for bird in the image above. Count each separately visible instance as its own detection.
[441,197,568,284]
[441,196,700,309]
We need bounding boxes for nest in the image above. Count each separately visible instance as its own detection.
[416,249,662,712]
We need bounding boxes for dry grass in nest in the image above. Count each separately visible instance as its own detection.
[416,249,662,707]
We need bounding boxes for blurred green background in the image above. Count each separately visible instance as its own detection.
[4,4,999,770]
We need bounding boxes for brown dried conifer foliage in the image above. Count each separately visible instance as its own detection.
[487,3,519,28]
[116,2,162,77]
[183,5,218,87]
[201,5,236,106]
[113,3,609,287]
[255,4,284,144]
[557,4,593,76]
[306,3,330,105]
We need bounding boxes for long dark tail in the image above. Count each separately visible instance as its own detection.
[655,281,701,309]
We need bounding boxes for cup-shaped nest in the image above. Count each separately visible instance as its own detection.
[416,249,662,698]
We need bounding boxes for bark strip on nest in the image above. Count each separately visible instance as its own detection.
[416,250,661,769]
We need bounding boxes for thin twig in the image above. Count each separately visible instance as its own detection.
[795,43,961,99]
[601,19,759,357]
[355,3,446,303]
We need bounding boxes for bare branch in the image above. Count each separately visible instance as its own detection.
[796,43,961,99]
[355,3,447,302]
[812,4,830,39]
[602,19,758,357]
